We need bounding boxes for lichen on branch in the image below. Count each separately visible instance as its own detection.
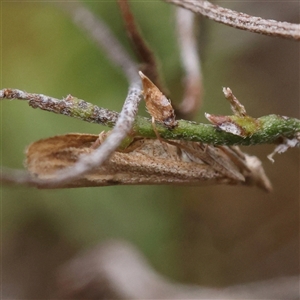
[1,88,300,147]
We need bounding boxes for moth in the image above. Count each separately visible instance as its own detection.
[25,132,272,191]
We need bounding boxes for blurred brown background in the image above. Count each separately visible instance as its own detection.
[1,1,299,298]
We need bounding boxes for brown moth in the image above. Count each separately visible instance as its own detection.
[139,71,178,130]
[25,132,272,191]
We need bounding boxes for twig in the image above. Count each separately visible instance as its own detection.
[1,88,300,146]
[164,0,300,41]
[58,2,139,83]
[117,0,162,89]
[176,7,203,118]
[1,89,119,127]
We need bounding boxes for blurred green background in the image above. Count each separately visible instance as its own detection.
[1,1,299,298]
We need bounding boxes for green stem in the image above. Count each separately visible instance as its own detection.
[134,115,300,145]
[1,89,300,146]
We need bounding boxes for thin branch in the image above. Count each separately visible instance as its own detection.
[117,0,162,89]
[176,7,203,119]
[1,88,300,146]
[58,2,139,83]
[1,89,119,127]
[165,0,300,41]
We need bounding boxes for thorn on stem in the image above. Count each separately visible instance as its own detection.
[205,113,244,137]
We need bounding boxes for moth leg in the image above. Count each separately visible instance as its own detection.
[151,117,162,140]
[151,117,171,154]
[90,131,107,149]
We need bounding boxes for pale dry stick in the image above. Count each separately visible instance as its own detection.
[1,89,120,127]
[58,2,139,82]
[165,0,300,41]
[176,7,203,118]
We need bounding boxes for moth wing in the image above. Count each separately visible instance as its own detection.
[25,134,235,188]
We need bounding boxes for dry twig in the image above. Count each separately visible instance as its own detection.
[165,0,300,40]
